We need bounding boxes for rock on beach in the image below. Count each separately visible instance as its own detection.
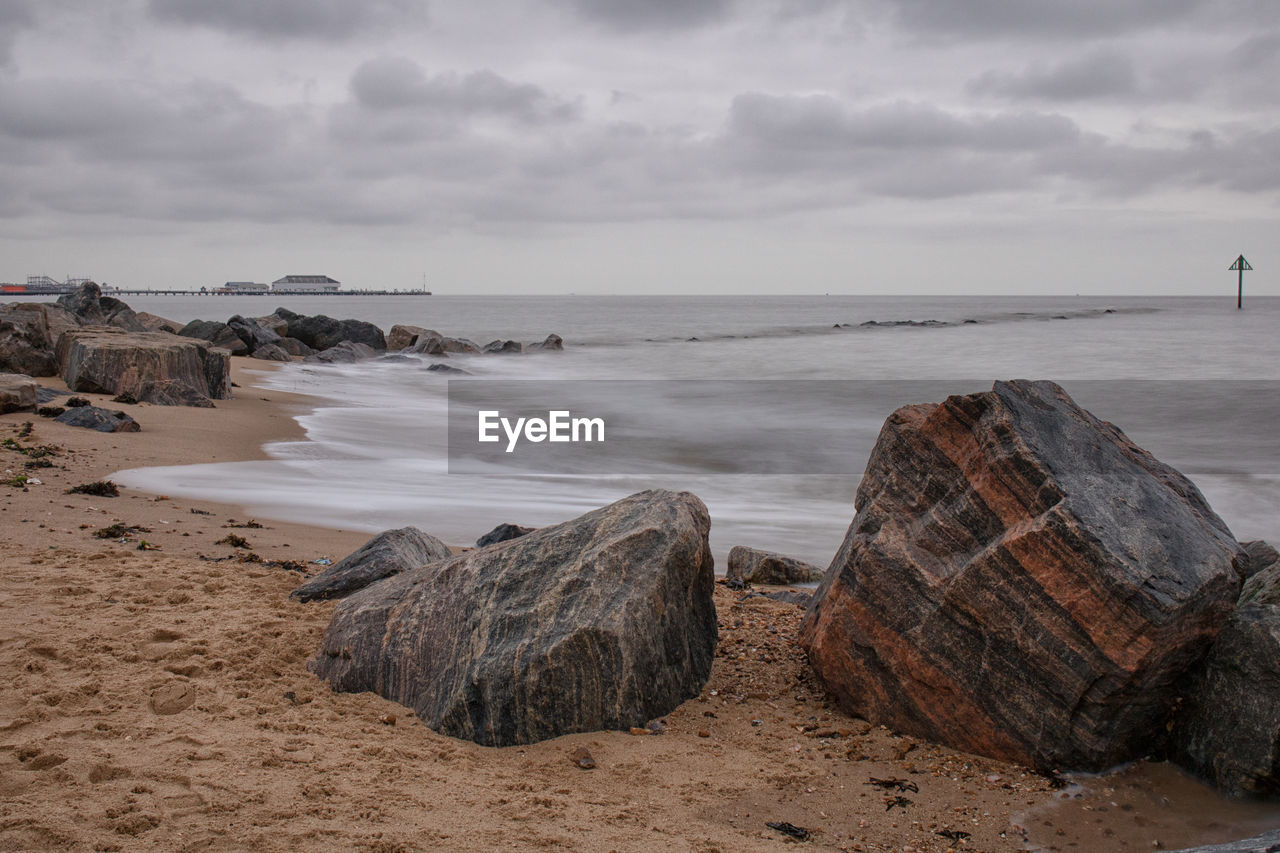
[291,527,453,603]
[802,379,1244,773]
[57,328,231,407]
[726,545,824,585]
[310,489,717,746]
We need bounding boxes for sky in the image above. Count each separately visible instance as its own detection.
[0,0,1276,294]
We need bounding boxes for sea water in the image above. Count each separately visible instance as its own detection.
[108,294,1280,566]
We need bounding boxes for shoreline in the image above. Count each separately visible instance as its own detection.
[1,356,1276,851]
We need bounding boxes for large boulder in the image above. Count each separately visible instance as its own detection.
[801,380,1244,773]
[249,343,291,362]
[276,337,314,358]
[53,405,139,433]
[726,545,824,585]
[310,489,717,746]
[291,527,453,603]
[1240,540,1279,581]
[483,339,524,354]
[303,341,378,364]
[528,333,564,352]
[177,319,249,356]
[0,304,61,376]
[57,328,231,407]
[0,372,37,413]
[134,312,181,334]
[56,282,145,332]
[1171,568,1280,797]
[278,311,386,352]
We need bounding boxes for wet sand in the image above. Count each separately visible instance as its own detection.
[1,357,1275,851]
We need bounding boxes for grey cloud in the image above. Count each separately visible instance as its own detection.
[350,57,580,123]
[876,0,1205,40]
[969,51,1139,101]
[0,0,36,66]
[556,0,735,32]
[1233,31,1280,68]
[148,0,425,40]
[728,94,1078,152]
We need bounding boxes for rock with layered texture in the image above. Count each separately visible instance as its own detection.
[0,373,37,413]
[310,489,717,747]
[292,527,453,603]
[57,328,231,407]
[726,545,824,585]
[0,304,61,376]
[1170,574,1280,798]
[801,380,1244,773]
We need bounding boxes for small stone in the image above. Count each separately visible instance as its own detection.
[378,713,397,726]
[149,681,195,715]
[628,727,650,736]
[697,729,711,738]
[570,746,596,770]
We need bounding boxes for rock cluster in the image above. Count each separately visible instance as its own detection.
[802,380,1243,773]
[310,490,717,747]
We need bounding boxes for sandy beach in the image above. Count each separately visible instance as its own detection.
[0,357,1270,852]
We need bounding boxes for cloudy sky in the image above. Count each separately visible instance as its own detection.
[1,0,1276,294]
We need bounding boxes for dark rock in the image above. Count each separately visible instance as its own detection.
[54,405,140,433]
[801,380,1243,773]
[1242,559,1280,608]
[726,545,824,585]
[310,489,717,746]
[0,372,37,413]
[303,341,378,364]
[387,324,433,352]
[1166,829,1280,852]
[227,314,282,353]
[528,333,564,352]
[56,283,146,332]
[57,328,231,407]
[291,527,453,603]
[425,363,470,375]
[1171,590,1280,798]
[276,337,314,358]
[475,523,535,548]
[249,343,291,362]
[65,396,90,407]
[483,339,524,354]
[282,312,386,352]
[376,354,416,363]
[252,314,289,337]
[1240,540,1279,581]
[177,319,249,356]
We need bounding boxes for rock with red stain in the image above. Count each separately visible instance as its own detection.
[801,380,1243,773]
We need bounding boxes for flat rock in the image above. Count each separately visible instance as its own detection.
[802,380,1243,772]
[54,405,140,433]
[475,522,535,547]
[310,489,717,746]
[291,527,453,603]
[0,372,37,413]
[726,545,823,585]
[57,328,231,407]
